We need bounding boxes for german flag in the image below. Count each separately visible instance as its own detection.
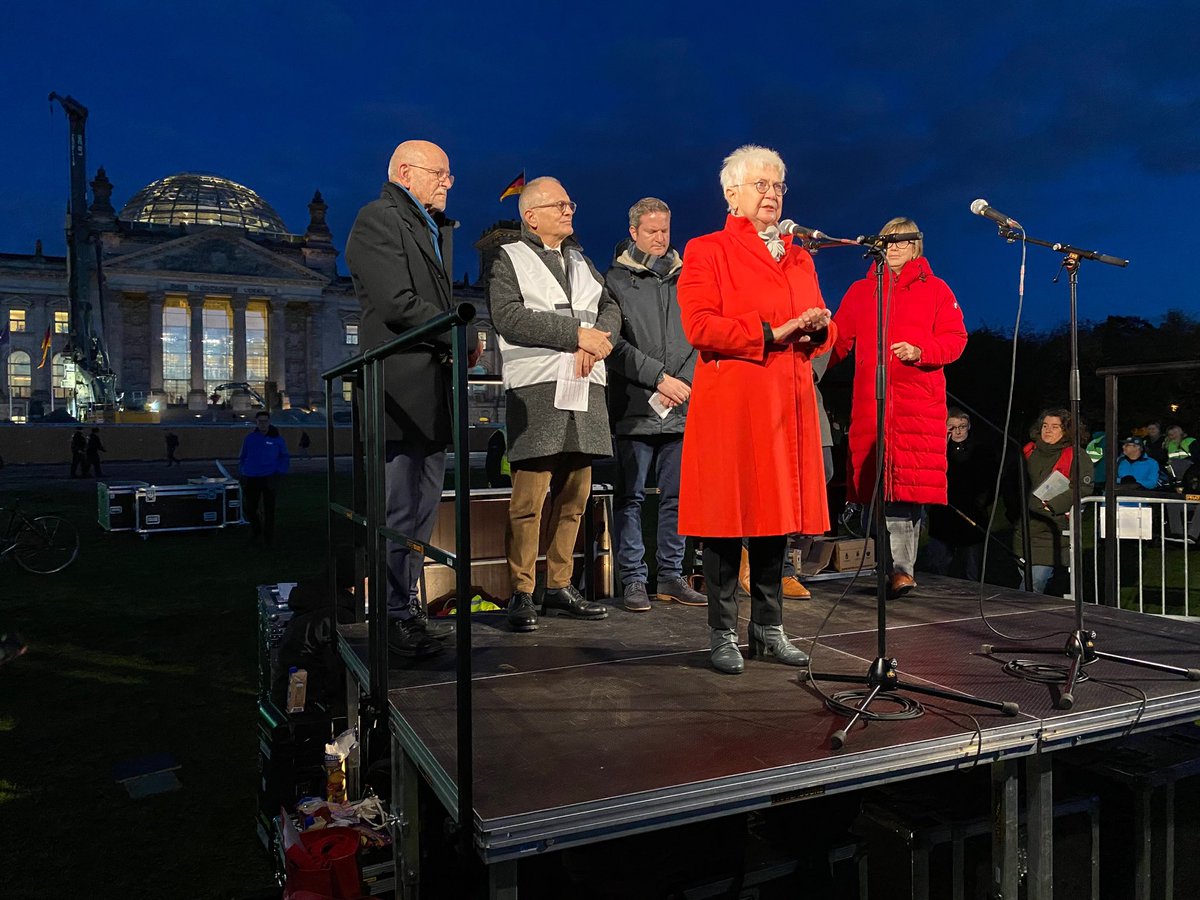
[37,323,52,369]
[499,171,525,202]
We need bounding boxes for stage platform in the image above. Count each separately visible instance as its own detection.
[337,575,1200,891]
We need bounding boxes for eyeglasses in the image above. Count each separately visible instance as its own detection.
[527,200,577,215]
[732,180,787,196]
[888,240,913,249]
[948,425,969,433]
[406,163,455,186]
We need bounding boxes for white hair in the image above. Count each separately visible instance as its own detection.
[719,144,786,193]
[518,176,562,216]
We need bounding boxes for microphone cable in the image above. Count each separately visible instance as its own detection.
[802,265,926,725]
[972,227,1073,644]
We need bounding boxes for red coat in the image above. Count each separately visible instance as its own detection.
[677,215,835,537]
[830,256,967,506]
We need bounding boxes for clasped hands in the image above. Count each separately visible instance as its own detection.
[770,307,832,343]
[575,326,612,378]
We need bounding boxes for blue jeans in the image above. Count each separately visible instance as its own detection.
[1028,564,1055,594]
[613,435,686,586]
[384,441,446,618]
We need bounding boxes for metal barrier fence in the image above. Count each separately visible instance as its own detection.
[1080,493,1199,615]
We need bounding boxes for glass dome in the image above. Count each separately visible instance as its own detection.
[119,172,289,236]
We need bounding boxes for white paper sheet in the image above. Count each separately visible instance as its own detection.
[648,392,672,419]
[554,352,590,411]
[1032,469,1071,503]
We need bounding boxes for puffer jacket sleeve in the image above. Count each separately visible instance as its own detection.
[917,279,967,368]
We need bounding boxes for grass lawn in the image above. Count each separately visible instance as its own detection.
[2,473,334,898]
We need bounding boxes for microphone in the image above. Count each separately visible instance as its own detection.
[777,219,830,240]
[970,198,1021,228]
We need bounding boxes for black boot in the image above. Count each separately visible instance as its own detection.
[541,585,607,620]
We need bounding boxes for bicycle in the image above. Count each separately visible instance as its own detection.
[1,504,80,574]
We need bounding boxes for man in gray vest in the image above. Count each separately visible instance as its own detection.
[487,177,622,632]
[605,198,705,611]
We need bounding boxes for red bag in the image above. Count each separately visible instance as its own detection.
[283,826,362,899]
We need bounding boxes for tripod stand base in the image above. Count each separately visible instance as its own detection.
[983,628,1200,710]
[811,657,1020,750]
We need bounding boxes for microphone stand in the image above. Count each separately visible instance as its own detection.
[979,225,1199,708]
[807,233,1019,750]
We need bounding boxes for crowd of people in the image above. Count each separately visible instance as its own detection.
[345,137,1198,673]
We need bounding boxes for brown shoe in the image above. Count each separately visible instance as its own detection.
[781,576,811,600]
[738,546,751,595]
[888,572,916,600]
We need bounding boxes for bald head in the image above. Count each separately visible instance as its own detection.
[387,140,452,211]
[517,176,563,216]
[519,176,575,249]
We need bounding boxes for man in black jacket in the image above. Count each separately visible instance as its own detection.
[345,140,479,658]
[605,198,704,611]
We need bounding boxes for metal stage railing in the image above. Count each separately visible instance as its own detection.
[320,301,478,856]
[1078,494,1199,616]
[1098,359,1200,609]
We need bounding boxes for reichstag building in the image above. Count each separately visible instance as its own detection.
[0,169,503,422]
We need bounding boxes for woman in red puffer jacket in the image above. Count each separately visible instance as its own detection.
[829,217,968,599]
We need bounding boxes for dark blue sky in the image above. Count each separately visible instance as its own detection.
[3,1,1198,331]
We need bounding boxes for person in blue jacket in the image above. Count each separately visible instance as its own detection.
[239,410,290,546]
[1116,435,1159,490]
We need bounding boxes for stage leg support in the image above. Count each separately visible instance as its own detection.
[991,758,1019,899]
[1025,751,1053,900]
[393,744,421,900]
[490,859,518,900]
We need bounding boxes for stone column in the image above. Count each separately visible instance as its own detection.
[188,294,207,409]
[106,293,126,393]
[269,299,287,394]
[231,295,248,383]
[147,292,165,395]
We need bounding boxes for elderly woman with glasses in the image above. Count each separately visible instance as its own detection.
[677,144,834,675]
[828,217,968,600]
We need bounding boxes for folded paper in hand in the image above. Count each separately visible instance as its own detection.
[648,392,672,419]
[554,352,589,412]
[1033,470,1070,503]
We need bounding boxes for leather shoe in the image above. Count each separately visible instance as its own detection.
[738,546,751,595]
[888,572,916,600]
[622,581,651,612]
[388,619,443,658]
[655,576,707,607]
[542,584,608,620]
[411,607,454,640]
[507,592,539,632]
[781,576,811,600]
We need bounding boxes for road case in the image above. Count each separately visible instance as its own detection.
[97,481,149,532]
[134,483,224,535]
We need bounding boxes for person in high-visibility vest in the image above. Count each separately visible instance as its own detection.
[1164,425,1198,483]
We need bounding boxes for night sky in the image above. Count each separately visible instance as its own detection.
[3,1,1198,332]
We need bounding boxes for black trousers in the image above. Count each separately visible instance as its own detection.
[242,475,277,543]
[703,536,786,630]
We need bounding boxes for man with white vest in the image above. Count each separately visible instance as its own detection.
[487,176,622,632]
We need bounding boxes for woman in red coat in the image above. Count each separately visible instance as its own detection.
[829,217,967,599]
[678,145,835,675]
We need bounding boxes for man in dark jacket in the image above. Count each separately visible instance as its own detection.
[605,198,704,611]
[488,176,620,633]
[86,428,106,477]
[345,140,479,658]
